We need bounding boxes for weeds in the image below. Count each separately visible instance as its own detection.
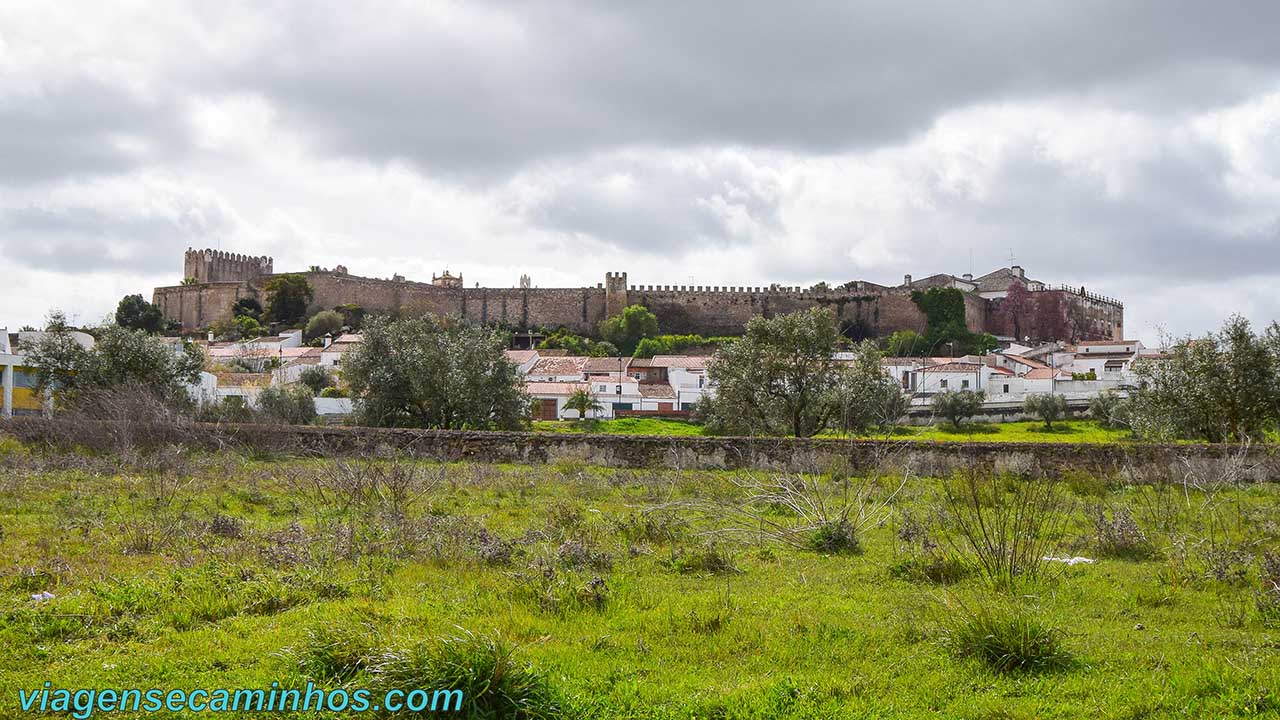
[1091,506,1156,560]
[939,599,1073,673]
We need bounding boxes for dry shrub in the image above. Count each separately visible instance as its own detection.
[1091,506,1156,560]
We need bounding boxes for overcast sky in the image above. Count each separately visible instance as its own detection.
[2,2,1278,342]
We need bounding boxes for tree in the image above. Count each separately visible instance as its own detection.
[1089,390,1129,430]
[1024,393,1068,429]
[232,297,264,321]
[334,303,366,331]
[886,329,926,357]
[343,315,528,430]
[256,384,317,425]
[305,309,345,340]
[701,307,844,437]
[26,322,204,409]
[835,340,909,435]
[1129,315,1279,442]
[932,389,984,429]
[599,304,659,356]
[115,294,164,333]
[298,365,334,395]
[263,274,314,325]
[564,388,603,421]
[235,315,265,339]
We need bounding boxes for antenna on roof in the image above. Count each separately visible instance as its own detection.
[1007,248,1016,267]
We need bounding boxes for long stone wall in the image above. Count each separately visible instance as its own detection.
[5,418,1276,481]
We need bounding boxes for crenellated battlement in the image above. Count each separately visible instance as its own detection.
[183,247,273,283]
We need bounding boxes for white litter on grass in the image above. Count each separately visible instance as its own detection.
[1043,556,1095,565]
[30,591,55,602]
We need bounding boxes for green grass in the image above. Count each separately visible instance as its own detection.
[534,417,1138,443]
[1,445,1278,718]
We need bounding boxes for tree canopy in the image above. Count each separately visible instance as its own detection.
[599,304,659,356]
[701,307,847,437]
[343,315,527,430]
[263,274,314,325]
[26,323,203,409]
[114,294,164,334]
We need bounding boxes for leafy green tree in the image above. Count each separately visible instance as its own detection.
[263,274,314,325]
[564,388,603,421]
[334,303,366,331]
[1024,393,1068,429]
[256,384,317,425]
[344,315,528,430]
[886,329,926,357]
[702,308,844,437]
[235,315,265,339]
[599,304,659,356]
[633,337,673,358]
[232,297,263,321]
[298,365,334,395]
[305,309,345,340]
[539,328,590,355]
[932,389,984,429]
[835,340,909,435]
[26,323,204,409]
[1089,390,1129,430]
[1129,315,1279,442]
[114,294,164,333]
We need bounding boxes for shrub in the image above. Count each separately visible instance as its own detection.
[941,601,1072,673]
[1089,390,1129,429]
[305,310,345,341]
[298,365,334,395]
[257,385,317,425]
[1024,393,1068,430]
[668,542,738,575]
[808,518,860,554]
[1091,507,1156,559]
[319,386,347,398]
[196,396,255,424]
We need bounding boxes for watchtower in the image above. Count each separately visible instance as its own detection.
[604,271,629,318]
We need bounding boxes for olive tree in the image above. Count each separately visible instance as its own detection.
[1024,393,1068,429]
[343,315,528,430]
[931,389,984,429]
[1129,315,1280,442]
[835,340,910,435]
[701,307,845,437]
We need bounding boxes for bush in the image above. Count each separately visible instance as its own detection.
[196,396,255,424]
[1024,393,1068,429]
[319,386,347,398]
[305,310,345,341]
[298,365,334,395]
[1089,390,1129,430]
[256,385,317,425]
[1091,506,1156,559]
[941,601,1072,673]
[808,518,860,554]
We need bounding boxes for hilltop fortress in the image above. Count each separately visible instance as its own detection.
[154,249,1124,341]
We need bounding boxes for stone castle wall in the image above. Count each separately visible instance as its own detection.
[184,248,273,283]
[154,281,251,330]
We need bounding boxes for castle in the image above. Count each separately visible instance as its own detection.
[154,249,1124,342]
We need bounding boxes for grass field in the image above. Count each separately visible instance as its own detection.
[535,417,1137,444]
[1,437,1278,718]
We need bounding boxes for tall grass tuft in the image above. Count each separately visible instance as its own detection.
[371,631,562,719]
[940,600,1073,673]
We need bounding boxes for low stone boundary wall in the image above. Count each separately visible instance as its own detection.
[3,417,1276,481]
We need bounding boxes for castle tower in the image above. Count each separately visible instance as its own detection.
[184,248,273,283]
[604,271,628,318]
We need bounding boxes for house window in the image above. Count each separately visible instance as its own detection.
[940,379,948,389]
[961,379,970,389]
[1002,384,1009,393]
[901,371,910,389]
[598,384,608,392]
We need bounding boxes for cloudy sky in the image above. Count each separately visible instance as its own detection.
[2,2,1278,342]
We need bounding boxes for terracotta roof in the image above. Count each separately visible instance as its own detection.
[1023,368,1070,380]
[627,358,655,368]
[989,366,1015,375]
[920,362,982,373]
[333,333,363,343]
[1073,352,1135,359]
[524,381,588,396]
[1003,353,1049,369]
[649,355,712,369]
[528,356,589,377]
[638,383,677,399]
[584,357,630,373]
[504,350,539,364]
[881,357,932,366]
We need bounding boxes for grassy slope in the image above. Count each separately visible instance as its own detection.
[1,444,1277,718]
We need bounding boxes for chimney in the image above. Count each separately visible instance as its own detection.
[903,274,912,286]
[962,273,972,281]
[1012,265,1024,279]
[323,333,333,349]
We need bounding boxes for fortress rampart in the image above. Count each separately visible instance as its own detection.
[153,251,1118,341]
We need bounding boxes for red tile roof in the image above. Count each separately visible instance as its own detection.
[920,362,982,373]
[524,381,588,396]
[528,356,589,376]
[638,383,677,399]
